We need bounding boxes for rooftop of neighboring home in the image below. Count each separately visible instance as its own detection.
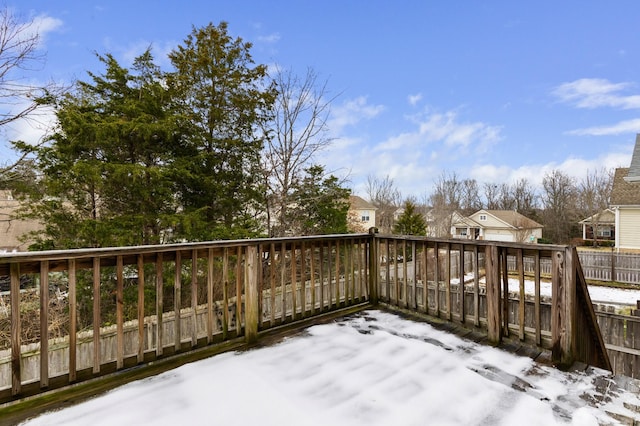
[610,134,640,206]
[349,195,376,210]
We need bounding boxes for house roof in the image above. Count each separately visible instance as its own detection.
[480,209,543,229]
[578,208,615,225]
[610,167,640,206]
[349,195,377,210]
[625,133,640,182]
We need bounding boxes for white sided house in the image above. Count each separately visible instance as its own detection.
[451,209,543,243]
[610,134,640,250]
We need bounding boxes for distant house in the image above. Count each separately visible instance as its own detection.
[348,195,377,231]
[610,134,640,250]
[578,209,615,243]
[451,209,543,243]
[0,190,41,252]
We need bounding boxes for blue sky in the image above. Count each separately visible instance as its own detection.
[4,1,640,199]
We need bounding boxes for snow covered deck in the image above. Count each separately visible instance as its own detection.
[19,310,640,425]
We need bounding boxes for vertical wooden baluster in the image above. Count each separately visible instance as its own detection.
[156,253,164,357]
[535,251,541,346]
[191,250,198,348]
[69,259,78,380]
[10,263,21,395]
[116,256,123,369]
[518,249,525,340]
[236,246,242,336]
[270,243,276,325]
[138,254,145,363]
[174,251,181,351]
[40,260,50,387]
[223,248,229,338]
[207,248,214,342]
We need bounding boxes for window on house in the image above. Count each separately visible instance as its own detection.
[361,210,370,222]
[597,227,611,238]
[479,214,487,221]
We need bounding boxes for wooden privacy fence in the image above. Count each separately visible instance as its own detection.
[0,233,611,404]
[594,303,640,379]
[506,251,640,285]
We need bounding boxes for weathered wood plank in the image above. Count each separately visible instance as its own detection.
[236,246,242,336]
[69,259,77,380]
[473,246,480,327]
[207,248,214,342]
[40,260,50,387]
[269,243,276,323]
[291,242,297,320]
[445,243,451,321]
[138,254,145,362]
[156,253,164,356]
[534,251,541,346]
[116,256,124,370]
[459,244,465,324]
[501,248,509,337]
[174,251,181,351]
[485,245,501,344]
[517,249,525,340]
[244,246,259,343]
[191,250,198,348]
[310,244,316,314]
[223,248,229,338]
[434,243,440,316]
[10,263,21,395]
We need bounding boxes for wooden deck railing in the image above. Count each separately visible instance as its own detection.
[372,235,611,371]
[0,232,611,404]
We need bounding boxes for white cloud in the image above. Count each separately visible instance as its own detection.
[552,78,640,109]
[376,110,502,153]
[469,149,632,191]
[328,96,384,135]
[407,93,422,106]
[31,14,64,44]
[566,118,640,136]
[257,33,281,44]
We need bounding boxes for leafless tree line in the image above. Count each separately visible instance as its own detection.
[366,168,613,244]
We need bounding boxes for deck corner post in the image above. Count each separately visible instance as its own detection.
[485,244,501,345]
[551,247,576,368]
[368,228,379,305]
[245,245,259,343]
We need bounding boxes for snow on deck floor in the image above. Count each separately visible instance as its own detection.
[20,310,640,426]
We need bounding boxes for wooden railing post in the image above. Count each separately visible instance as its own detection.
[551,248,576,368]
[485,244,501,345]
[245,245,259,343]
[368,228,379,305]
[10,263,21,396]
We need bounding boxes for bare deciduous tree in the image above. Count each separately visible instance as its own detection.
[578,168,613,246]
[0,8,63,240]
[263,67,337,236]
[428,171,462,238]
[366,174,402,234]
[541,169,578,244]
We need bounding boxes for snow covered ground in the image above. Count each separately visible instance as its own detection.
[20,310,640,426]
[500,277,640,307]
